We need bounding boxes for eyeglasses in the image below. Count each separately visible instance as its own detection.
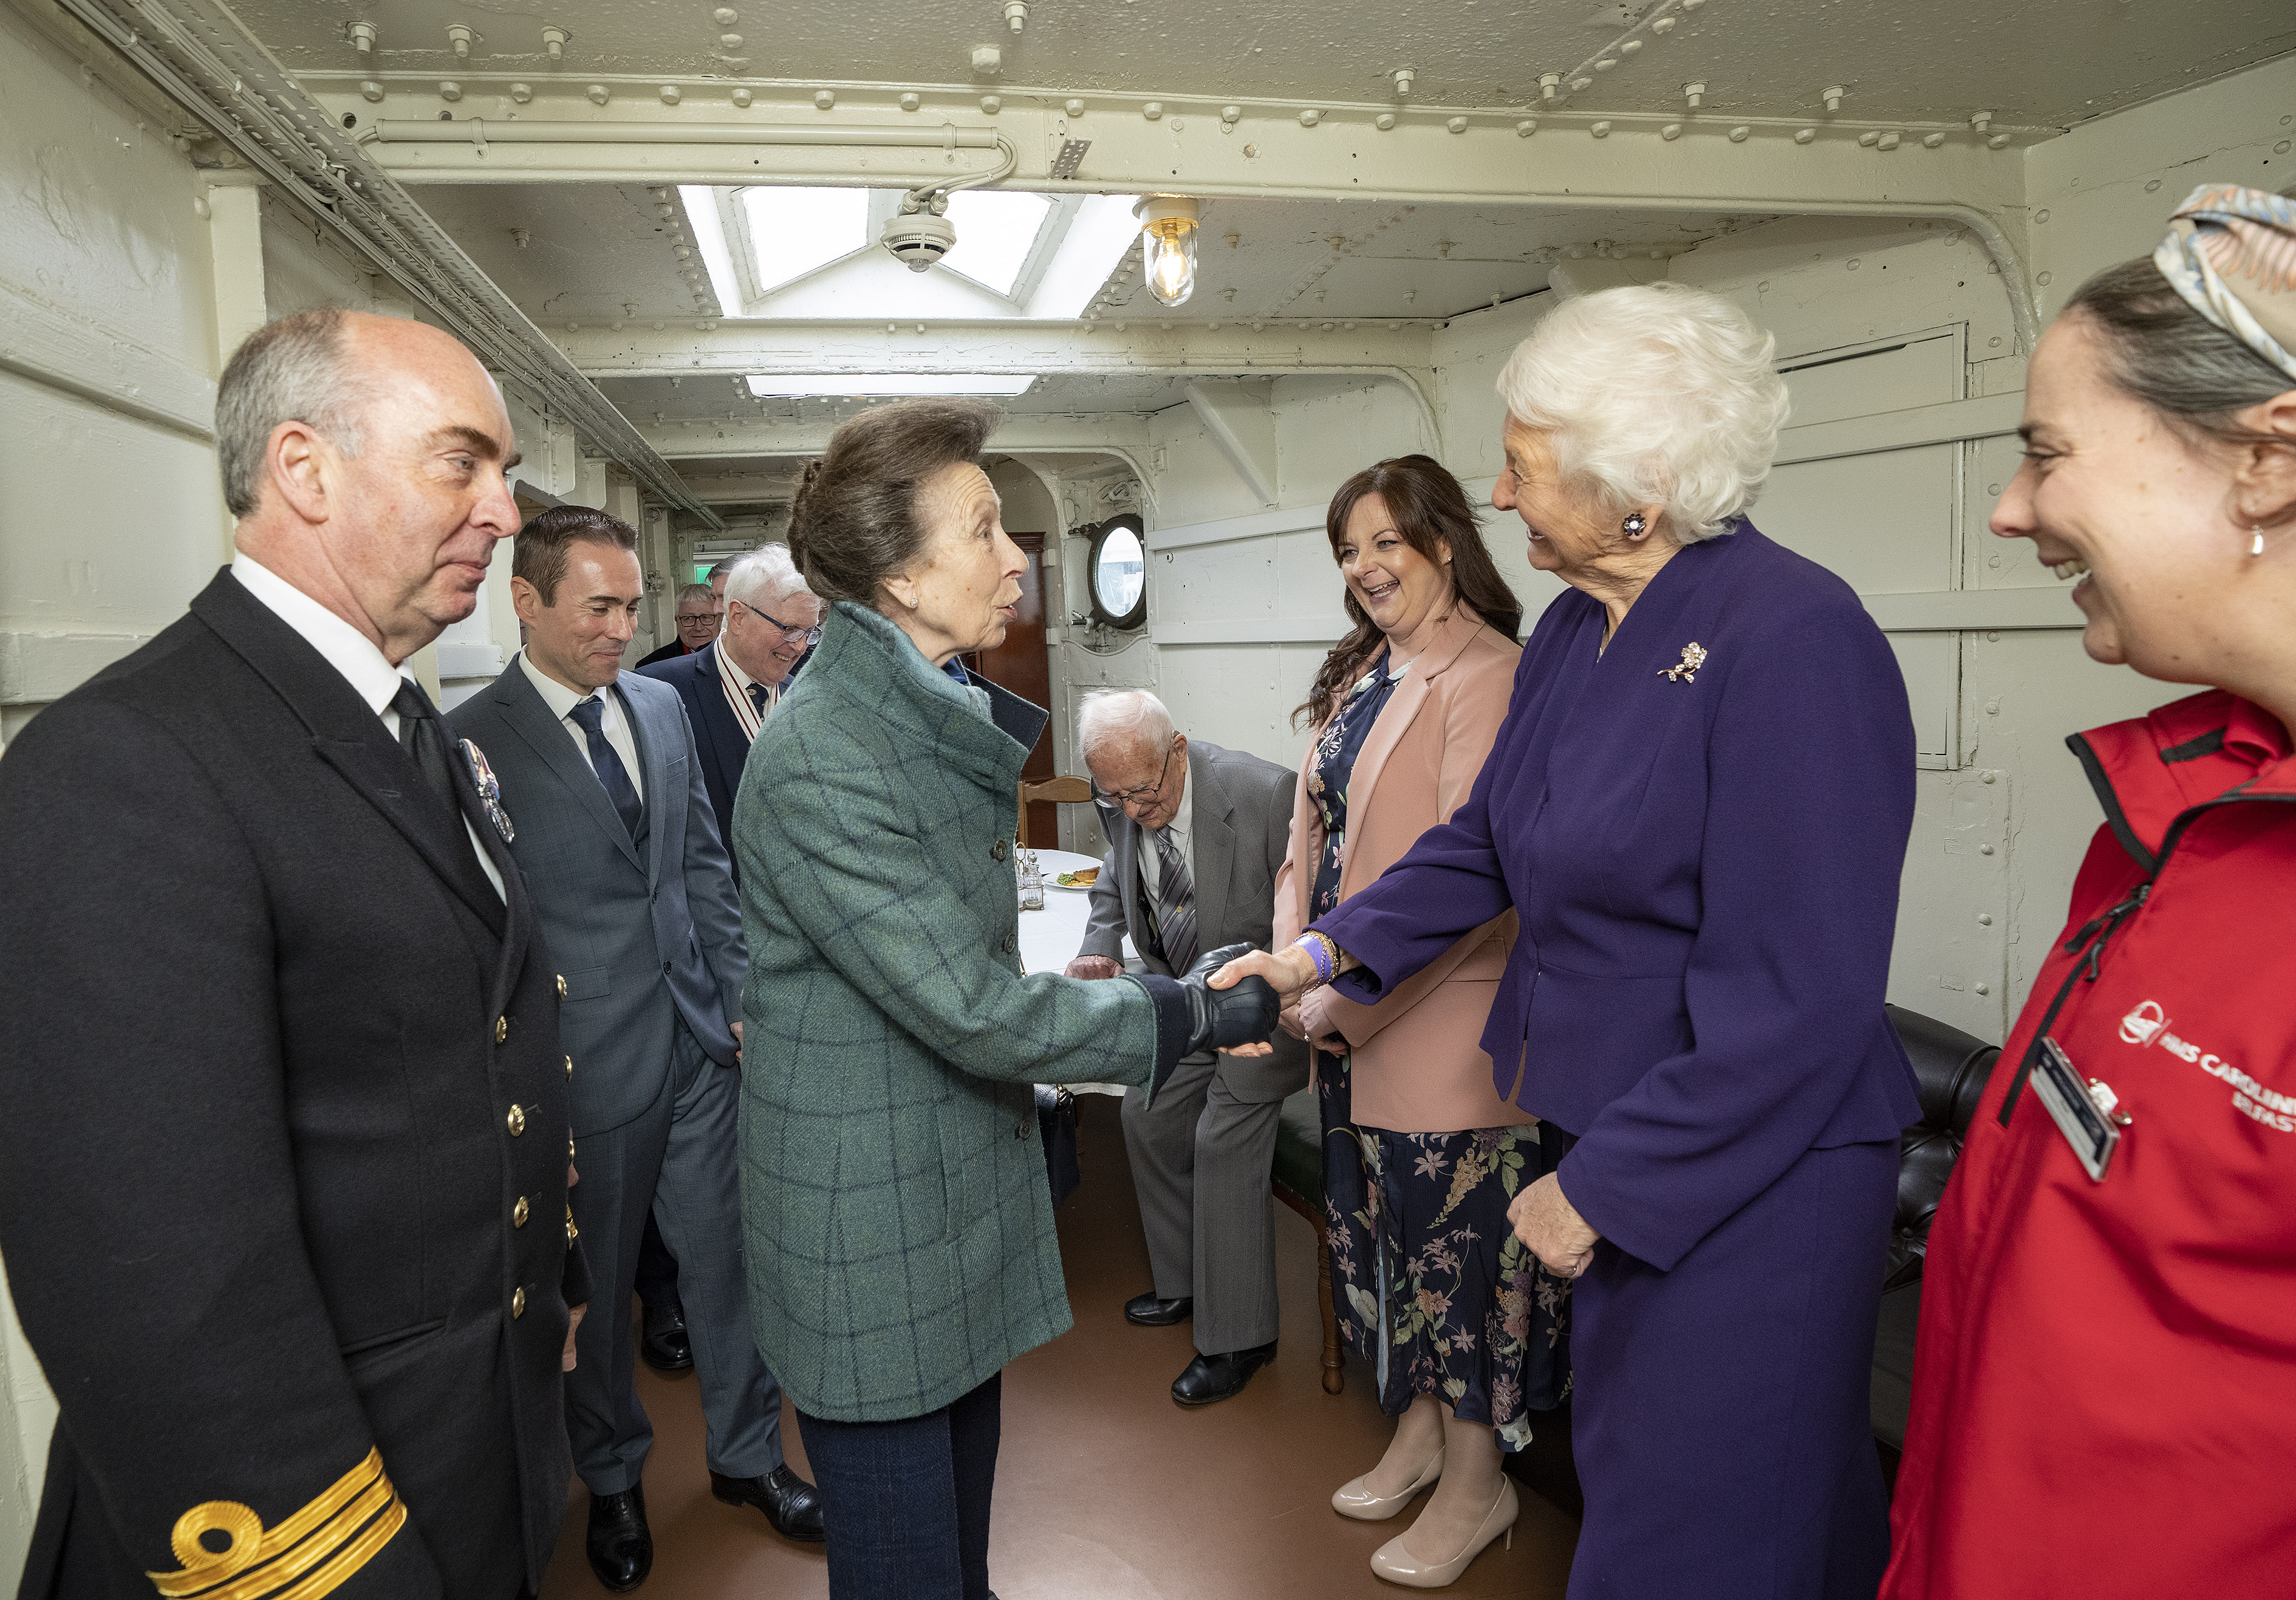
[675,612,720,628]
[1091,739,1179,807]
[733,599,823,648]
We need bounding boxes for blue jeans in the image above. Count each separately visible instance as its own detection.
[798,1373,1002,1600]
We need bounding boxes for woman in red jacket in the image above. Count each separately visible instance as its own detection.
[1884,184,2296,1598]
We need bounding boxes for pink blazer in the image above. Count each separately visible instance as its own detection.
[1273,605,1531,1135]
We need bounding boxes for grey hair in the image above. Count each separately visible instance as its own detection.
[214,309,374,519]
[2065,258,2294,450]
[1495,281,1790,542]
[1078,689,1175,758]
[672,583,716,612]
[723,543,815,610]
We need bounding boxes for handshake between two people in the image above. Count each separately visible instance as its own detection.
[1064,942,1319,1059]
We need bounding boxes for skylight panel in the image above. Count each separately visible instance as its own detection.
[677,185,743,315]
[745,374,1038,397]
[739,186,870,293]
[1027,194,1146,319]
[941,191,1054,296]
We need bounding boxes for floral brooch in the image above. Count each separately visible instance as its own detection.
[1659,642,1708,683]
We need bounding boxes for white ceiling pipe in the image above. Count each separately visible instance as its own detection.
[360,120,1003,149]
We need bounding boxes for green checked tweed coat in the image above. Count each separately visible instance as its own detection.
[730,600,1159,1422]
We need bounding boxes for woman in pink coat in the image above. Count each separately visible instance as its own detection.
[1271,456,1565,1589]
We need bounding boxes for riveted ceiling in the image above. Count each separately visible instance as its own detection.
[247,0,2292,129]
[417,182,1762,327]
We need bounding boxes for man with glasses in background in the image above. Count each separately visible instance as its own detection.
[636,582,723,669]
[641,544,824,886]
[1064,689,1307,1407]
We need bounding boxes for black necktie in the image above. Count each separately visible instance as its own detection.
[569,695,644,843]
[391,679,458,808]
[747,682,770,720]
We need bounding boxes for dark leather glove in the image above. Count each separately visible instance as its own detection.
[1178,942,1280,1056]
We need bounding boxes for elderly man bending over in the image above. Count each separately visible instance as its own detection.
[1065,690,1308,1406]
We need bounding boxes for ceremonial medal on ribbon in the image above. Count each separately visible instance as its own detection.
[1659,642,1708,683]
[461,737,516,843]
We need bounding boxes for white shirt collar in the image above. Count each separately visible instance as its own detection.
[230,552,409,717]
[1162,758,1194,849]
[518,648,610,722]
[715,640,760,696]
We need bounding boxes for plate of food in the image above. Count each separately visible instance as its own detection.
[1051,866,1099,891]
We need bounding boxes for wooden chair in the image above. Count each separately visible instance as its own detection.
[1271,1085,1345,1395]
[1017,775,1093,849]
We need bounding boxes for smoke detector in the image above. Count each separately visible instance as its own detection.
[881,206,957,272]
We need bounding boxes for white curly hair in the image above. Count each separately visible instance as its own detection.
[1495,281,1791,542]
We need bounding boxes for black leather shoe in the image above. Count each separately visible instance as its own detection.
[1124,1291,1194,1327]
[639,1302,692,1373]
[1170,1341,1279,1407]
[586,1484,652,1593]
[711,1464,826,1543]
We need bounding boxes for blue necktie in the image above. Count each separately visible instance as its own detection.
[568,696,643,843]
[747,682,770,720]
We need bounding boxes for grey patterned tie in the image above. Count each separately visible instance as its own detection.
[1149,825,1198,974]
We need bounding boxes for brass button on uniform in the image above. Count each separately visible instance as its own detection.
[512,1195,530,1227]
[564,1055,575,1079]
[556,974,569,999]
[494,1014,508,1044]
[506,1104,527,1137]
[991,838,1008,862]
[511,1287,526,1318]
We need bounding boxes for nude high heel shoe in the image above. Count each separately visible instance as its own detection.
[1367,1477,1519,1588]
[1331,1450,1444,1520]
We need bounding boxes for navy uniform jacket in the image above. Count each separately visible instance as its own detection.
[0,572,587,1598]
[638,641,752,878]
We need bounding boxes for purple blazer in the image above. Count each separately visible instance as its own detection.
[1316,523,1922,1272]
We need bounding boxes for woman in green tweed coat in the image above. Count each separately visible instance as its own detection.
[728,398,1277,1600]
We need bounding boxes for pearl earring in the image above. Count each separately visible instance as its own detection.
[1622,512,1648,538]
[2253,525,2267,558]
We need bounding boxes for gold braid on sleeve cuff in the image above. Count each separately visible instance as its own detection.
[145,1446,407,1600]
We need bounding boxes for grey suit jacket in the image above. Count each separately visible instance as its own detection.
[1079,739,1308,1102]
[449,658,747,1137]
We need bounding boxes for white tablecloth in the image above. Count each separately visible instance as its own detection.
[1015,847,1134,1097]
[1015,848,1118,975]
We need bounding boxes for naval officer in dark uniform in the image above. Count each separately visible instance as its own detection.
[0,309,589,1598]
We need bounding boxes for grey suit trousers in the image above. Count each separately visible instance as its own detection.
[1122,1051,1286,1357]
[569,1019,782,1492]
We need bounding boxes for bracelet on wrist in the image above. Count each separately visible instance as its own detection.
[1292,933,1336,988]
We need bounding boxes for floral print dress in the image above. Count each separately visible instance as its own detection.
[1308,651,1571,1449]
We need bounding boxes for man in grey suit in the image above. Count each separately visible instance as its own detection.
[448,506,821,1592]
[1065,689,1309,1407]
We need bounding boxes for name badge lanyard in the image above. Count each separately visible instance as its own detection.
[1997,884,2150,1183]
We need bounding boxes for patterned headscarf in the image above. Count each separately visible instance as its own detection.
[2153,184,2296,382]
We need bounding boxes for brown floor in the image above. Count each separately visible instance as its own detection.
[540,1095,1579,1600]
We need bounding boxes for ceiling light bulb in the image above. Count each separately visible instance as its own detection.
[1134,195,1201,309]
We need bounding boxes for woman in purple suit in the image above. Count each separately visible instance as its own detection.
[1221,282,1920,1597]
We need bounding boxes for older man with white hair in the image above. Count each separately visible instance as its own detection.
[1066,690,1308,1406]
[641,543,824,860]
